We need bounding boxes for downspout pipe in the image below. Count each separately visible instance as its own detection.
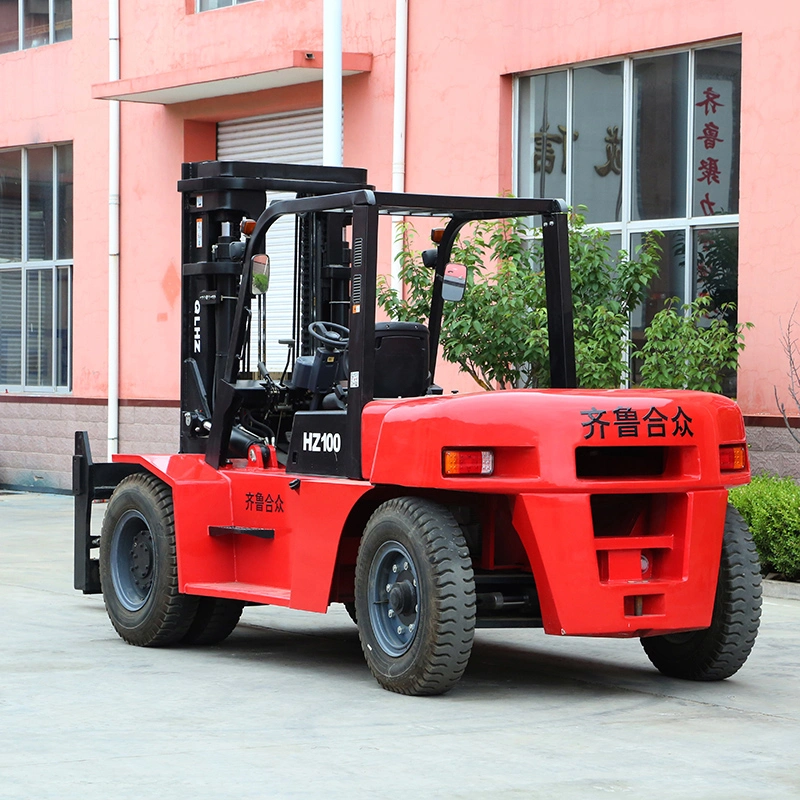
[390,0,408,293]
[107,0,120,459]
[323,0,343,167]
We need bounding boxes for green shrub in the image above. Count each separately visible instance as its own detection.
[729,475,800,579]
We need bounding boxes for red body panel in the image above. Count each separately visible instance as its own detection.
[115,388,748,637]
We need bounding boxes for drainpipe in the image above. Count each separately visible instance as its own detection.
[390,0,408,293]
[107,0,120,459]
[322,0,343,167]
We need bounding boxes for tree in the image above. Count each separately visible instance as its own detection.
[377,212,748,393]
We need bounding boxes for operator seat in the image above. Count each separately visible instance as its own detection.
[373,321,429,398]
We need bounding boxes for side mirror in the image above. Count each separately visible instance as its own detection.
[441,263,467,302]
[251,254,270,293]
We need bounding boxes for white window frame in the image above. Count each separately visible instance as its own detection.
[196,0,256,12]
[0,144,72,394]
[513,39,741,311]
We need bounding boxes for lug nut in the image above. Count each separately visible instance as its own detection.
[392,564,398,573]
[397,626,403,635]
[388,609,395,618]
[386,584,392,592]
[409,623,415,632]
[403,561,409,571]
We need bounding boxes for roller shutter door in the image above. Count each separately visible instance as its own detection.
[217,108,323,372]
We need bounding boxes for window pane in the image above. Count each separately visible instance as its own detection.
[0,268,22,384]
[572,63,624,223]
[23,0,49,49]
[694,226,738,323]
[27,147,53,261]
[633,53,689,220]
[517,71,569,200]
[631,229,686,330]
[56,265,70,387]
[198,0,234,9]
[57,144,73,259]
[0,0,18,54]
[54,0,70,42]
[0,150,22,263]
[692,45,741,217]
[25,268,53,386]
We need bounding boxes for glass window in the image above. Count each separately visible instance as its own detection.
[0,143,72,391]
[54,0,70,42]
[0,149,21,262]
[517,71,569,201]
[0,0,19,53]
[694,226,738,323]
[24,0,50,49]
[632,52,689,221]
[0,269,21,384]
[693,45,741,217]
[56,142,72,259]
[27,147,53,261]
[197,0,255,10]
[516,43,741,393]
[572,62,624,223]
[0,1,70,53]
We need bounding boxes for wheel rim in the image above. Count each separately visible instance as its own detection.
[110,509,155,612]
[367,540,420,657]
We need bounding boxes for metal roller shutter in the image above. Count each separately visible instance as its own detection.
[217,108,323,372]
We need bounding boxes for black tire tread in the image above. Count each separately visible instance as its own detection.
[355,497,476,696]
[641,505,761,680]
[100,473,199,648]
[182,597,245,645]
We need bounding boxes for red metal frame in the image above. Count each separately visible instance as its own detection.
[114,386,749,639]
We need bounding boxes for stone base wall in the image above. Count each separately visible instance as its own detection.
[746,424,800,478]
[0,400,179,492]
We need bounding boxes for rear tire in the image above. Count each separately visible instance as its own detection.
[355,497,476,696]
[641,505,761,680]
[100,473,199,647]
[182,598,244,645]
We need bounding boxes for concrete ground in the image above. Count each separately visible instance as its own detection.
[1,491,799,800]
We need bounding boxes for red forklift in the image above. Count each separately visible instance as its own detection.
[74,161,761,695]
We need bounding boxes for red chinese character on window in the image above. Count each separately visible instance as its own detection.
[699,192,717,216]
[697,121,724,150]
[697,157,721,185]
[696,86,724,115]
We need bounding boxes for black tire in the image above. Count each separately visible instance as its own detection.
[182,598,244,645]
[354,497,476,696]
[641,504,761,680]
[99,473,199,647]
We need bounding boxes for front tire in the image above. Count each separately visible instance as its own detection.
[100,473,199,647]
[641,505,761,680]
[355,497,476,696]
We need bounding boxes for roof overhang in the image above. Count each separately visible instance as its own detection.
[92,50,372,105]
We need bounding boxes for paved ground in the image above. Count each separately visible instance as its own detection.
[1,491,799,799]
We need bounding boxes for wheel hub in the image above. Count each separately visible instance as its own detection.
[367,541,421,657]
[130,531,153,585]
[110,510,156,612]
[388,580,416,615]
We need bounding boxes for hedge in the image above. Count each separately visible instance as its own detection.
[729,474,800,580]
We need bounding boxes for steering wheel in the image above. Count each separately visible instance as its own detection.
[308,321,350,349]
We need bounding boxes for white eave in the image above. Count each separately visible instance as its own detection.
[92,50,372,105]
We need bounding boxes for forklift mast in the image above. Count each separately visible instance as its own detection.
[177,161,370,456]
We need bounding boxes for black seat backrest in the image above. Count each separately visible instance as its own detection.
[373,321,429,398]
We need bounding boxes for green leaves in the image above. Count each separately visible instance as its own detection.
[730,475,800,579]
[377,213,747,393]
[638,296,751,394]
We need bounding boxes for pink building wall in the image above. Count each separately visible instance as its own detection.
[2,0,800,488]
